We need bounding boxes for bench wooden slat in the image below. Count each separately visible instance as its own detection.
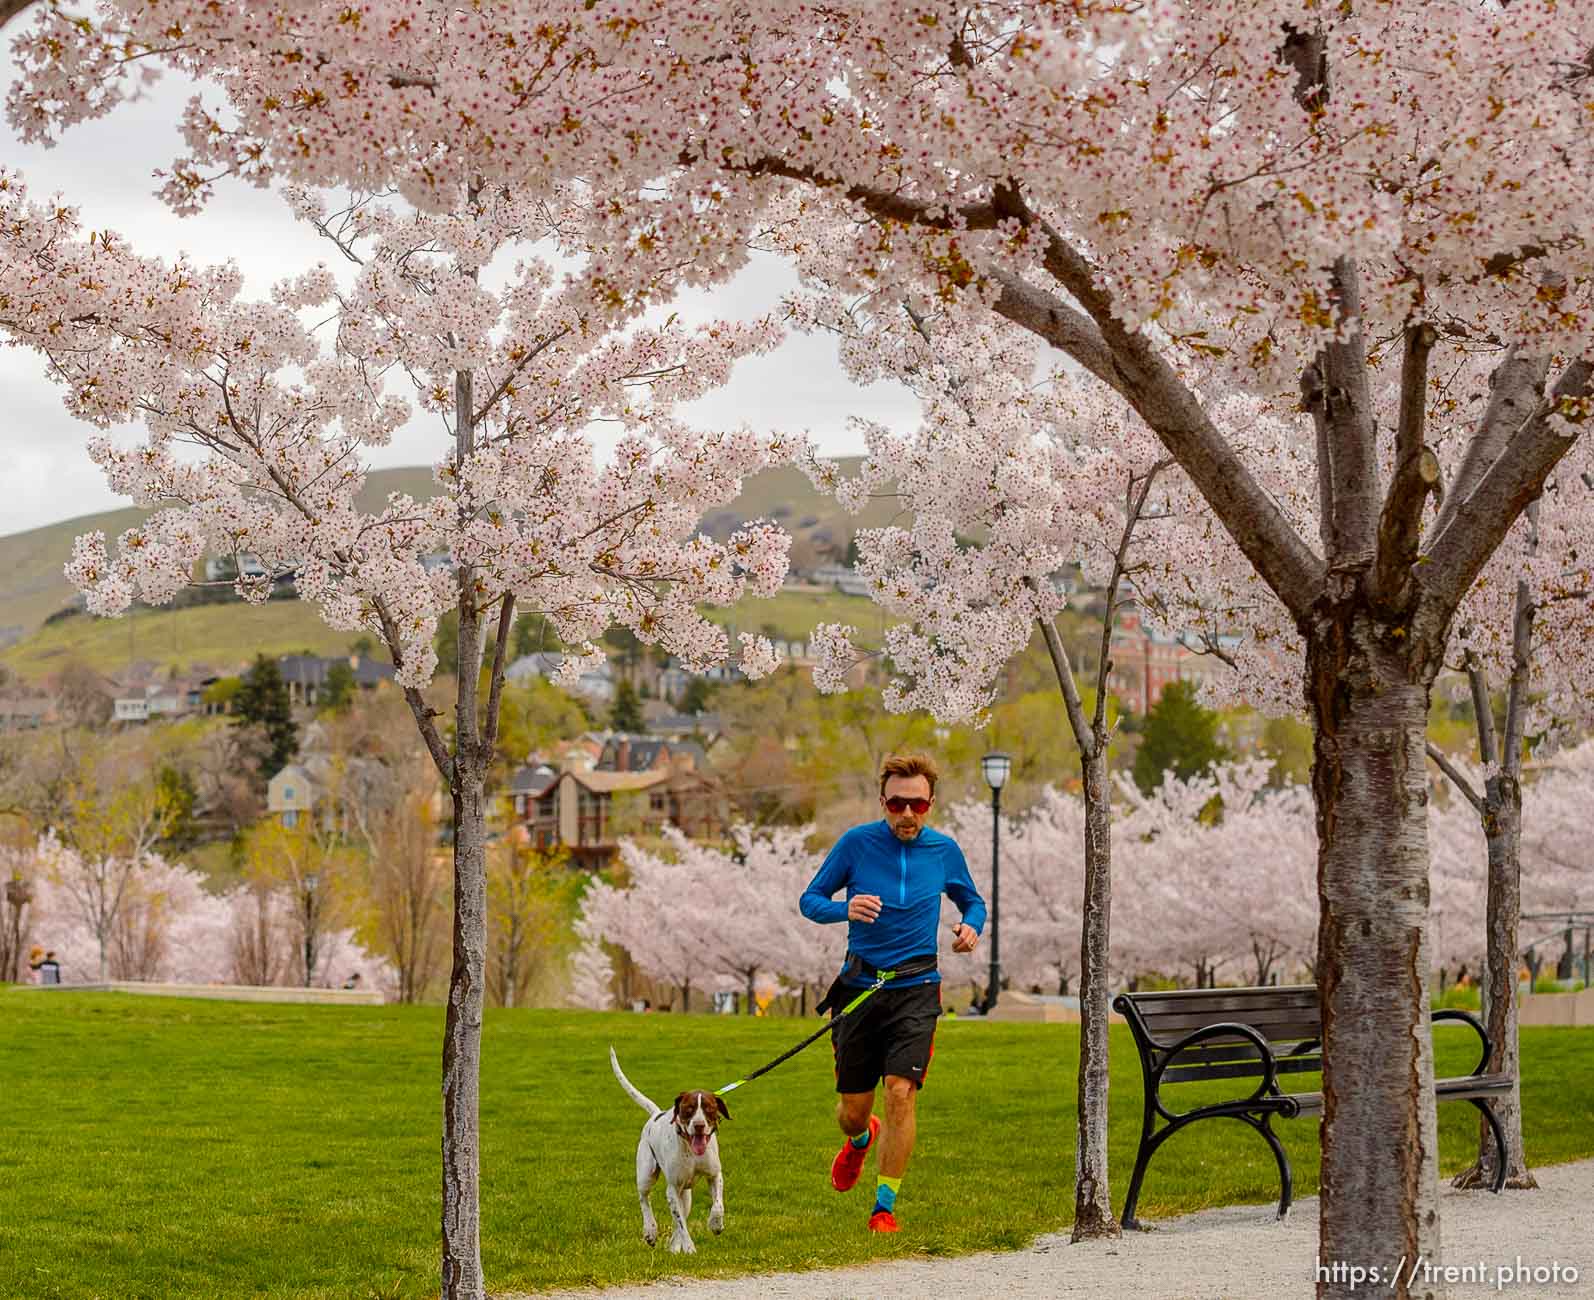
[1436,1073,1514,1100]
[1163,1055,1324,1084]
[1127,986,1318,1016]
[1139,1009,1323,1040]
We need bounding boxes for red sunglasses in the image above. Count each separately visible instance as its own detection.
[883,795,932,815]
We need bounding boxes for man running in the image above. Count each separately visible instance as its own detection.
[799,753,986,1233]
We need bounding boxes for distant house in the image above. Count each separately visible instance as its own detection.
[112,677,207,723]
[504,652,616,703]
[504,742,728,869]
[811,563,871,597]
[647,712,728,755]
[0,693,53,731]
[267,754,394,832]
[276,654,395,708]
[1105,606,1245,715]
[202,553,269,583]
[595,733,709,774]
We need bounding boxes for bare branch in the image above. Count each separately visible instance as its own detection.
[1094,462,1172,734]
[1427,742,1485,814]
[1431,346,1549,540]
[1467,655,1499,768]
[1425,359,1594,613]
[1373,445,1440,611]
[1500,504,1540,779]
[0,0,33,32]
[1305,258,1380,571]
[479,593,517,763]
[1040,614,1095,758]
[1396,322,1439,474]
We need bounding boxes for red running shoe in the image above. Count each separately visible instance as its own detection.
[868,1209,900,1233]
[830,1114,880,1192]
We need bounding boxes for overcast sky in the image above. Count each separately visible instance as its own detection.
[0,63,916,539]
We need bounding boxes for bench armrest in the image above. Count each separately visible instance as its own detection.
[1153,1020,1285,1108]
[1433,1008,1493,1077]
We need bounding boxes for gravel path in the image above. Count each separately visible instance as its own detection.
[519,1157,1594,1300]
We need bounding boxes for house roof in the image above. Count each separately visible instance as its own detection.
[565,769,669,794]
[508,763,560,797]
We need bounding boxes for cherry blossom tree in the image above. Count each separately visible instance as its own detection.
[1115,761,1319,988]
[11,3,1594,1286]
[17,834,396,988]
[939,790,1089,1002]
[0,169,788,1300]
[1423,436,1594,1188]
[582,826,845,1013]
[781,262,1308,1234]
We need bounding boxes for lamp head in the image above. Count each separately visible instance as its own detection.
[981,751,1012,792]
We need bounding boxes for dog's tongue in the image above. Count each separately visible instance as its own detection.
[689,1133,709,1156]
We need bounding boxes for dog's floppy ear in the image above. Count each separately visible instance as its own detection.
[713,1094,731,1120]
[670,1092,688,1122]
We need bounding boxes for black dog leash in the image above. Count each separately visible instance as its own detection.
[715,971,890,1097]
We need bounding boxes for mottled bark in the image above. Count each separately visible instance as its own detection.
[442,772,488,1300]
[1072,744,1116,1241]
[440,352,490,1300]
[1451,772,1536,1190]
[1308,610,1442,1300]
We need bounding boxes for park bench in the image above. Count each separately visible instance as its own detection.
[1112,984,1512,1229]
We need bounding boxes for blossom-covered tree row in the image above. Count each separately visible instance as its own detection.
[578,750,1593,1009]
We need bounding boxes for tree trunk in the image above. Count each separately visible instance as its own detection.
[1452,775,1536,1190]
[441,771,488,1300]
[1074,745,1118,1241]
[1308,616,1441,1300]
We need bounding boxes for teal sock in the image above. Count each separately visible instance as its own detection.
[873,1175,900,1214]
[849,1124,873,1150]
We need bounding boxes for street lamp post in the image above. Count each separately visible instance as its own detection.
[303,872,319,987]
[980,752,1011,1014]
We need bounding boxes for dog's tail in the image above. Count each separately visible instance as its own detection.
[609,1045,660,1116]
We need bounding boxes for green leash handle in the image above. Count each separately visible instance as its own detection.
[716,971,891,1096]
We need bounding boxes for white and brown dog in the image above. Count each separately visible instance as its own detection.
[609,1046,730,1253]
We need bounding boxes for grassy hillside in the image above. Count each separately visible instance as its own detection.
[0,459,896,681]
[0,600,361,683]
[0,466,440,641]
[0,459,885,644]
[699,457,902,570]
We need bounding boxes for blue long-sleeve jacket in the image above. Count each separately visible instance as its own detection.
[799,820,987,988]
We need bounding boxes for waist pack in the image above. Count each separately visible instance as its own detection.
[815,951,938,1017]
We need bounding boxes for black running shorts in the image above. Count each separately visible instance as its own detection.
[832,981,942,1093]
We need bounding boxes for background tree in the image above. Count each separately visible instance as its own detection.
[54,767,178,982]
[679,676,714,717]
[608,680,645,735]
[242,817,350,988]
[319,660,356,717]
[51,659,112,729]
[233,656,298,782]
[484,840,576,1009]
[1132,681,1232,796]
[7,173,789,1300]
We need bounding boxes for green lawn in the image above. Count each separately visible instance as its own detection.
[1,992,1589,1300]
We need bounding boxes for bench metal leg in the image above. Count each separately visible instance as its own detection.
[1469,1098,1509,1194]
[1239,1112,1294,1219]
[1121,1111,1295,1228]
[1120,1124,1159,1229]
